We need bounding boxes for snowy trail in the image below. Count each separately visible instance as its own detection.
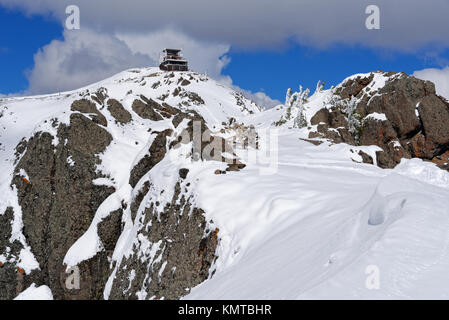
[187,131,449,299]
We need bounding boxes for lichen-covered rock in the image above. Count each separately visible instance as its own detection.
[107,99,132,125]
[129,128,173,188]
[71,99,108,127]
[4,113,115,300]
[0,207,24,300]
[98,207,124,252]
[308,71,449,170]
[108,181,218,300]
[131,99,163,121]
[417,95,449,158]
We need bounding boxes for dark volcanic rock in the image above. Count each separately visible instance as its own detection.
[309,71,449,170]
[179,168,189,179]
[71,99,108,127]
[129,129,173,188]
[0,207,24,300]
[98,208,124,252]
[108,181,218,300]
[3,113,117,300]
[417,95,449,158]
[131,99,163,121]
[107,99,132,125]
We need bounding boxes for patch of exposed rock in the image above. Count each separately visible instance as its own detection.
[129,128,174,188]
[71,99,108,127]
[107,99,132,125]
[108,178,218,300]
[131,95,179,121]
[309,71,449,169]
[0,88,248,300]
[1,108,115,300]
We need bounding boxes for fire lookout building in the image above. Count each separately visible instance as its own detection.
[159,49,189,72]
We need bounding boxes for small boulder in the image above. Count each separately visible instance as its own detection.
[179,168,189,179]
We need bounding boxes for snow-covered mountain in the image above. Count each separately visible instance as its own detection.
[1,67,449,300]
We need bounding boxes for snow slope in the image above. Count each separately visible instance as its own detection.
[0,67,260,274]
[2,67,449,299]
[14,283,53,300]
[185,129,449,299]
[185,100,449,299]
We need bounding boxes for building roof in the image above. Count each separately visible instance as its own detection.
[163,48,182,53]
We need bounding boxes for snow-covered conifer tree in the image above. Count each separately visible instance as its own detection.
[315,80,324,94]
[276,85,309,128]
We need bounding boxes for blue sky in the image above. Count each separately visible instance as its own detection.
[0,8,63,93]
[1,1,449,104]
[223,45,449,101]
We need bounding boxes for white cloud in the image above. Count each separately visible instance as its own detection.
[413,67,449,100]
[26,29,152,94]
[2,0,449,50]
[116,29,230,79]
[11,0,448,104]
[24,27,236,95]
[117,29,280,108]
[247,91,282,108]
[22,25,279,108]
[217,75,281,108]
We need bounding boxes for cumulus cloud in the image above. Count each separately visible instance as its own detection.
[26,29,153,94]
[23,26,276,108]
[1,0,449,50]
[116,29,280,108]
[245,91,281,109]
[413,67,449,100]
[116,29,230,79]
[217,75,281,108]
[5,0,449,105]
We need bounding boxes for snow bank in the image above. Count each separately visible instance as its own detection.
[14,284,53,300]
[186,128,449,299]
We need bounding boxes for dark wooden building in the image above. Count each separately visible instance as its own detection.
[159,48,188,71]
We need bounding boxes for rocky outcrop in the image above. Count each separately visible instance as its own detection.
[0,68,264,300]
[108,178,218,300]
[0,93,228,300]
[131,96,179,121]
[131,99,164,121]
[1,111,116,300]
[416,95,449,158]
[0,207,25,300]
[129,128,173,188]
[107,99,132,125]
[71,99,108,127]
[309,72,449,170]
[0,102,119,299]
